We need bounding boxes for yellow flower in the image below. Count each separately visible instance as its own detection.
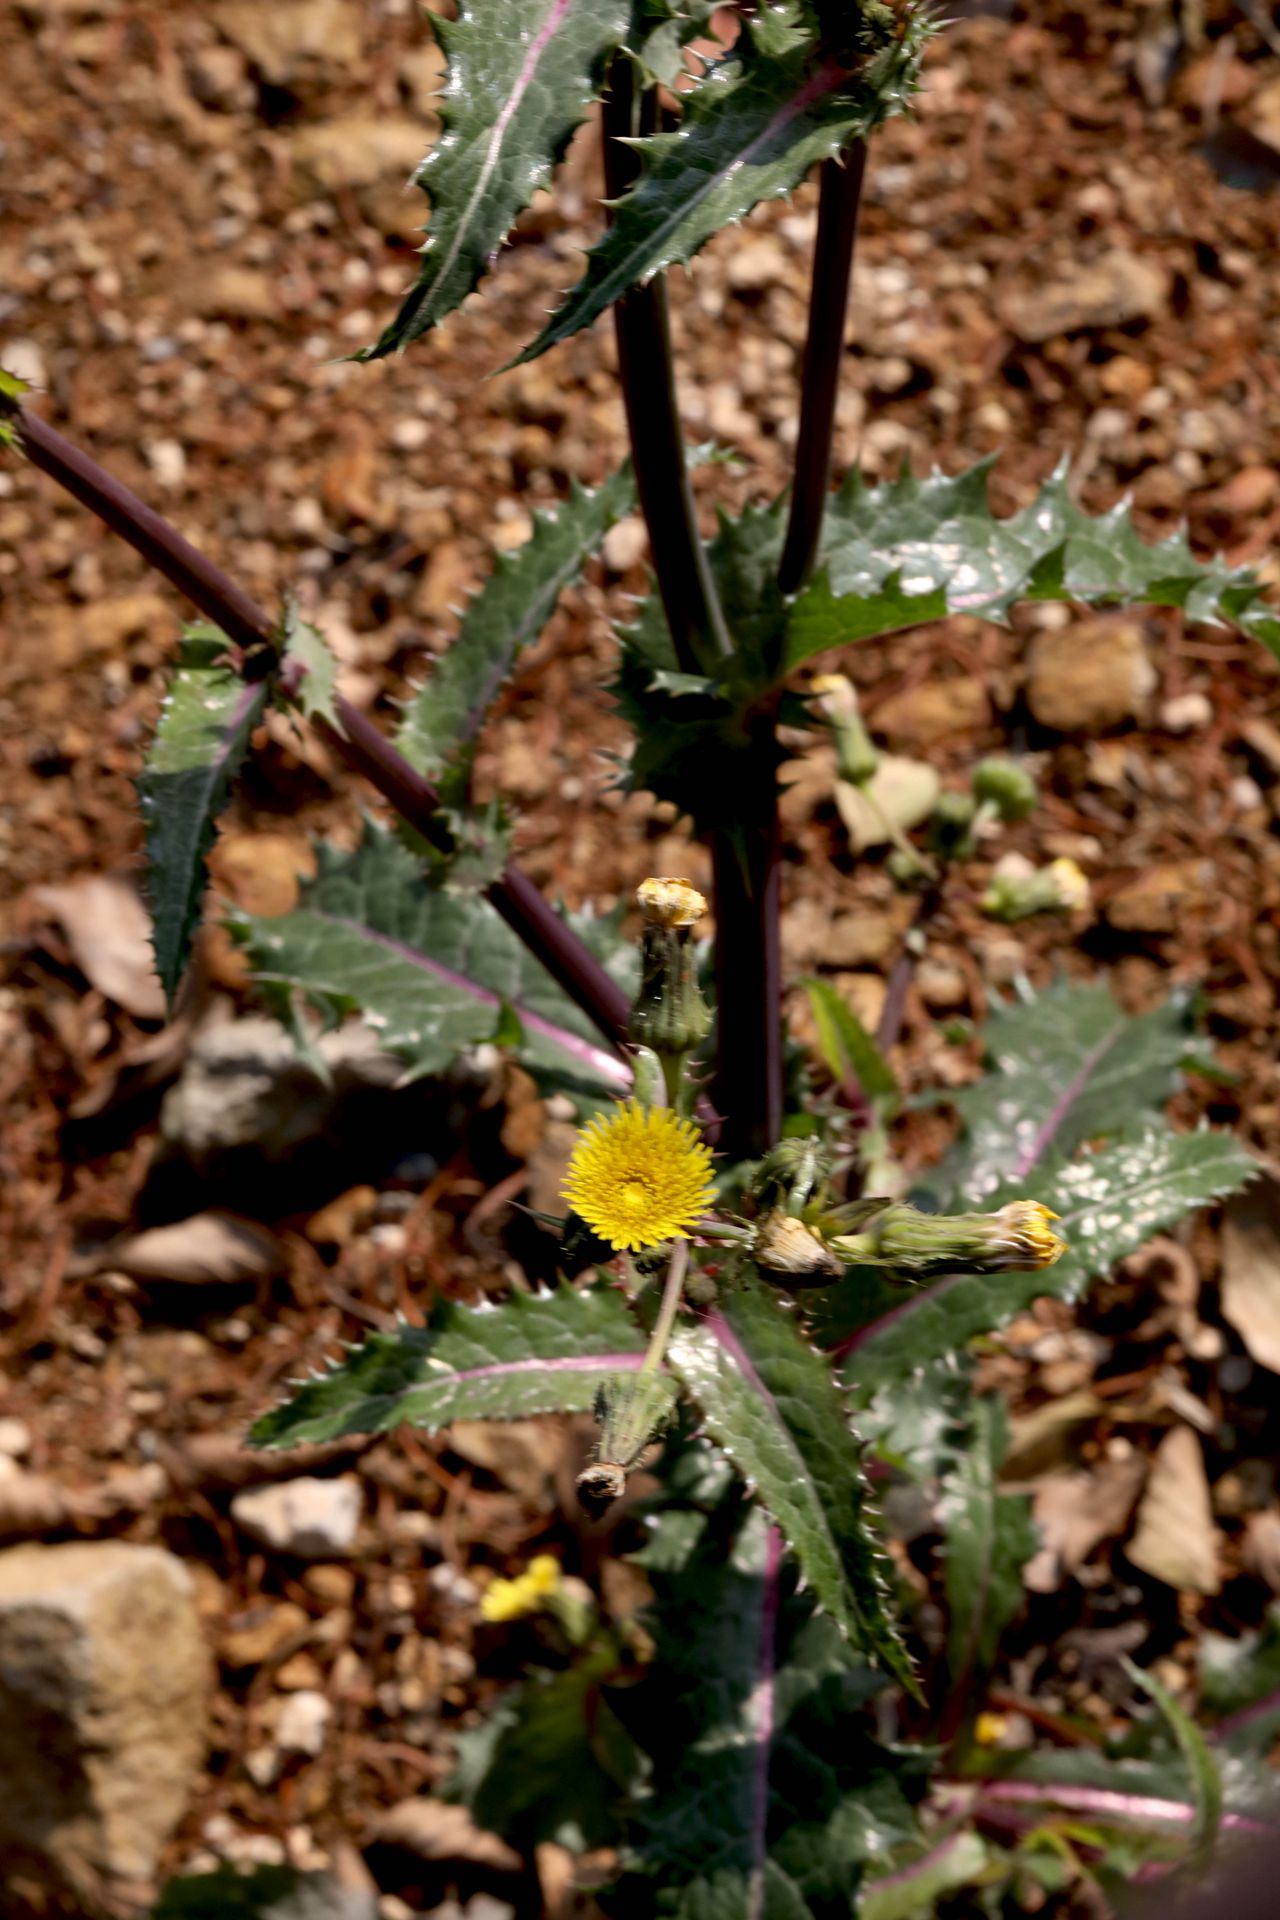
[1048,856,1090,912]
[562,1100,715,1253]
[480,1553,563,1624]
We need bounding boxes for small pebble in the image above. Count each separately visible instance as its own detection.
[1159,691,1213,733]
[0,1418,32,1459]
[275,1688,331,1758]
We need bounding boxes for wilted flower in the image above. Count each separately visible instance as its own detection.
[480,1553,562,1624]
[636,876,707,929]
[981,851,1090,922]
[562,1100,715,1253]
[753,1209,843,1284]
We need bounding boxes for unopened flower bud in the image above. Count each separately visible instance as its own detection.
[928,788,978,859]
[629,876,712,1061]
[972,757,1038,822]
[982,853,1090,922]
[809,672,879,786]
[831,1199,1066,1275]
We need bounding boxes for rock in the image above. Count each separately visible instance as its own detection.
[0,1541,210,1889]
[0,1418,32,1459]
[186,265,277,322]
[1104,858,1214,935]
[872,678,990,746]
[214,0,363,87]
[219,1599,309,1669]
[160,1015,400,1166]
[781,897,910,971]
[726,235,788,293]
[213,830,315,917]
[1221,1175,1280,1377]
[602,514,648,572]
[1159,691,1212,734]
[231,1475,362,1559]
[2,336,48,388]
[1026,615,1155,733]
[999,250,1167,342]
[289,116,426,195]
[915,959,969,1013]
[274,1688,331,1757]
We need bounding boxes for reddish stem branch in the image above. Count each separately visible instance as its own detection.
[14,405,630,1051]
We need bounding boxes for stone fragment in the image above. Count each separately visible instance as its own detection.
[602,514,648,572]
[0,1542,210,1889]
[1026,615,1155,733]
[219,1599,309,1669]
[231,1475,362,1559]
[999,250,1167,343]
[274,1688,331,1757]
[289,117,426,194]
[214,0,362,86]
[186,265,277,322]
[726,236,788,292]
[1104,858,1214,935]
[1159,691,1212,733]
[0,1417,32,1458]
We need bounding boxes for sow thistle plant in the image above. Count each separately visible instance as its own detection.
[4,0,1276,1910]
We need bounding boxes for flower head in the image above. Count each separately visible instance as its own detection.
[480,1553,562,1624]
[831,1197,1066,1275]
[636,876,707,929]
[562,1100,715,1253]
[986,1200,1067,1269]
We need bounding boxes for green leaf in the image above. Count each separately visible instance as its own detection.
[668,1274,916,1691]
[786,459,1280,673]
[518,19,924,364]
[451,1636,637,1851]
[940,1395,1037,1693]
[279,605,338,725]
[249,1285,647,1447]
[396,465,635,790]
[844,1126,1256,1390]
[859,1833,991,1920]
[799,976,897,1102]
[1201,1611,1280,1754]
[232,823,631,1096]
[607,1460,924,1920]
[139,623,267,1010]
[1124,1658,1223,1870]
[629,0,720,88]
[365,0,630,355]
[925,979,1216,1204]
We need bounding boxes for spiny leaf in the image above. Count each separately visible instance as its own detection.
[939,1395,1037,1695]
[785,458,1280,673]
[518,16,924,364]
[924,978,1216,1205]
[139,623,267,1010]
[366,0,630,355]
[249,1285,647,1447]
[606,1461,924,1919]
[669,1273,917,1691]
[450,1637,638,1852]
[843,1126,1257,1390]
[396,464,635,788]
[231,822,632,1097]
[279,604,339,725]
[858,1832,991,1920]
[629,0,720,88]
[1124,1658,1223,1871]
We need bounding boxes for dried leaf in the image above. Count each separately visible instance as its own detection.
[1024,1453,1148,1594]
[1221,1172,1280,1374]
[834,755,940,853]
[371,1798,521,1875]
[32,873,166,1021]
[1127,1426,1221,1595]
[71,1211,285,1285]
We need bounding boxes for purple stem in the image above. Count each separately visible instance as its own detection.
[1212,1686,1280,1746]
[13,403,632,1053]
[942,1778,1278,1838]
